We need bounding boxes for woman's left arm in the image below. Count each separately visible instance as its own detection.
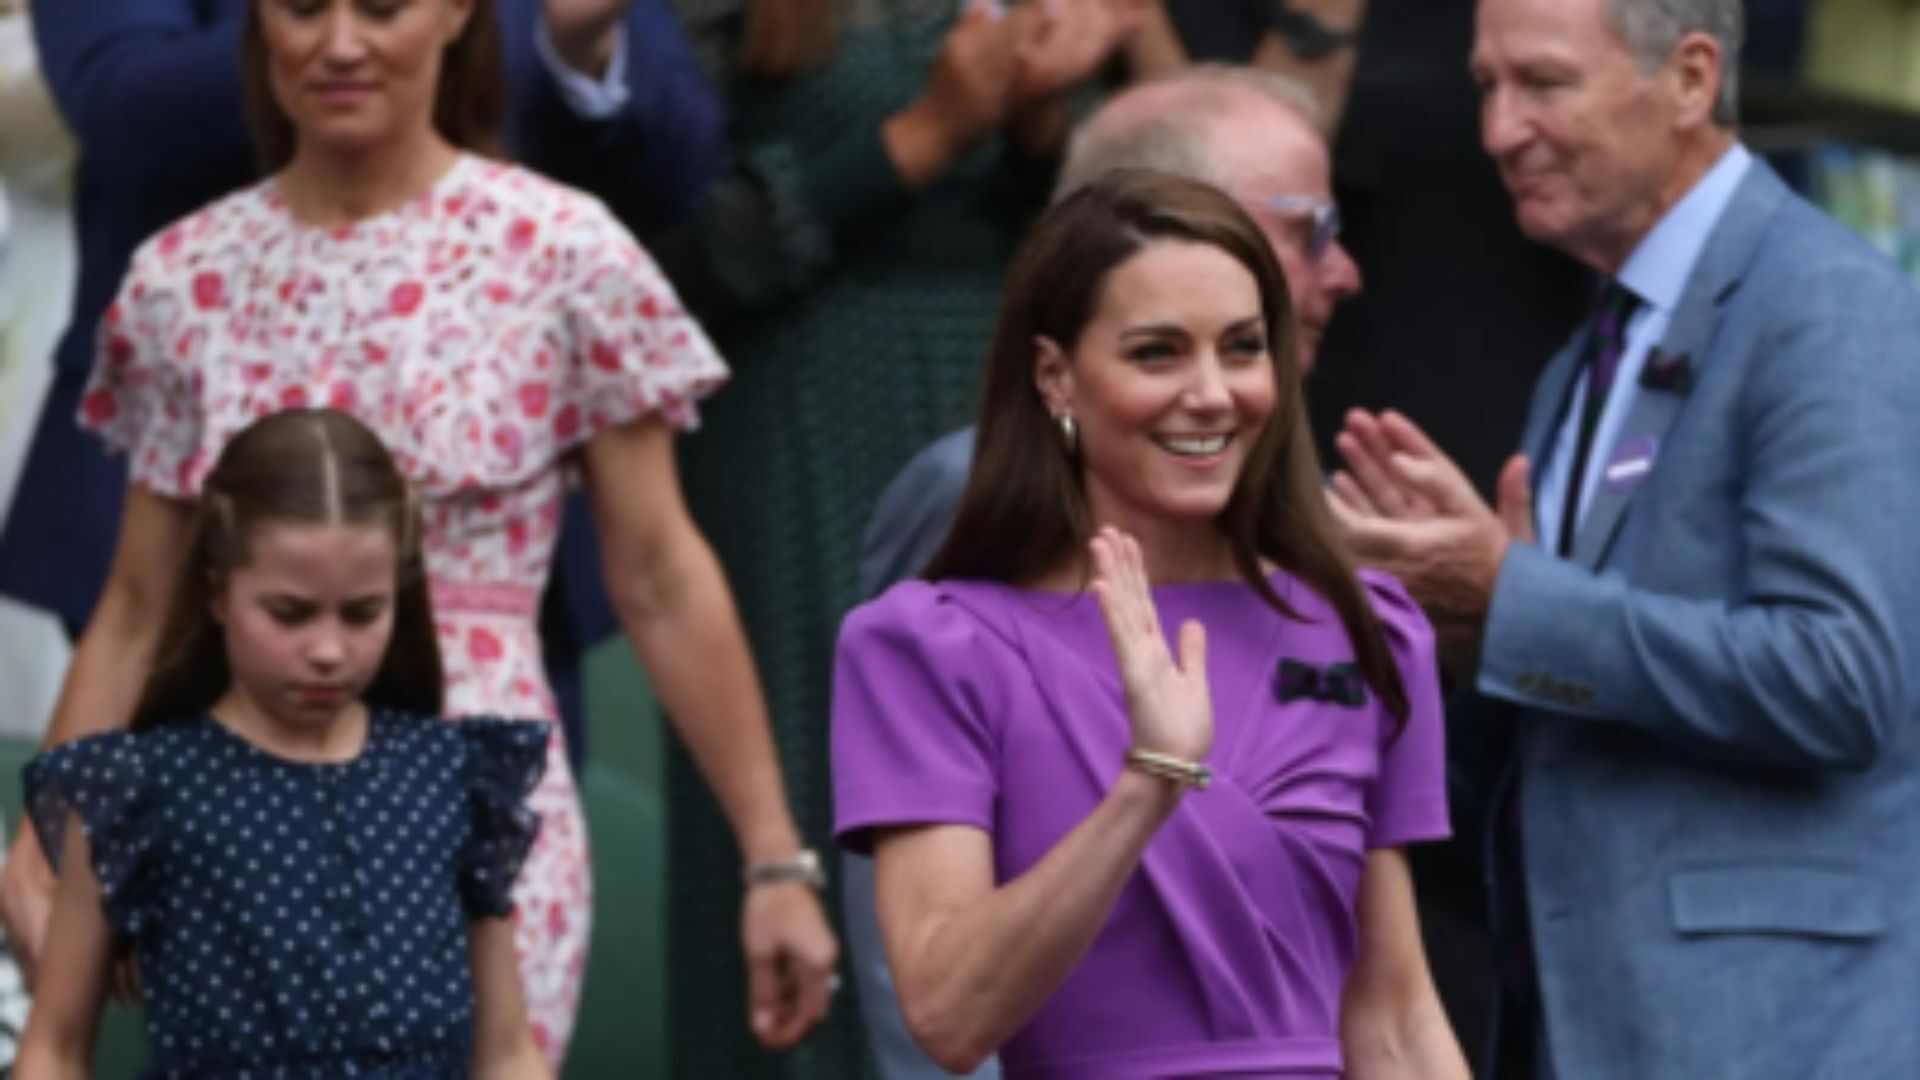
[469,916,551,1079]
[581,415,839,1049]
[1340,848,1470,1080]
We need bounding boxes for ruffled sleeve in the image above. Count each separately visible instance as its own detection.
[831,582,1006,855]
[77,234,212,498]
[552,196,730,449]
[1358,570,1452,849]
[22,733,163,936]
[454,717,550,918]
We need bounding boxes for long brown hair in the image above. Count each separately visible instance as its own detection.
[241,0,506,172]
[133,409,443,730]
[924,169,1408,721]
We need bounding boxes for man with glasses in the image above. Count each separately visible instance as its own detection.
[842,64,1368,1080]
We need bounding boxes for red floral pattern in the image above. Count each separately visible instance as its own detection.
[78,156,729,1064]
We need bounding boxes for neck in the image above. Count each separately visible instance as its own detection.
[278,131,461,228]
[213,689,369,764]
[1584,128,1737,275]
[1042,507,1240,591]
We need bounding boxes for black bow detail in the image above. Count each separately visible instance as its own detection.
[1275,659,1367,707]
[1639,348,1693,394]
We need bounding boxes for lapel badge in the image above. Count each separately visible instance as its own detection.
[1640,348,1694,394]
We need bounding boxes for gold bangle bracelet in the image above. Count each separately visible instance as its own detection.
[1125,747,1212,790]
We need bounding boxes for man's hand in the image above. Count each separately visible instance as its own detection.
[543,0,628,77]
[1328,410,1536,667]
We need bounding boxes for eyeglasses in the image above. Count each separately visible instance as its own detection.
[1266,195,1342,261]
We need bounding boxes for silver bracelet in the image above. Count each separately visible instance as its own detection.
[744,848,827,892]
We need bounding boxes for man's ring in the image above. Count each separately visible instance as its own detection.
[826,973,842,995]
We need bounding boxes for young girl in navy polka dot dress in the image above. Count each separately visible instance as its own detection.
[13,409,551,1078]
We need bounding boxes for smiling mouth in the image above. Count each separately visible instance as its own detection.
[1154,433,1234,457]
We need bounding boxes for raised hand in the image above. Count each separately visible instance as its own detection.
[1090,528,1212,763]
[1007,0,1142,107]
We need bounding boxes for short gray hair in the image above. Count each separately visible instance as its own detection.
[1054,65,1323,203]
[1608,0,1743,126]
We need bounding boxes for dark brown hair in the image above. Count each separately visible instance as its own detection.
[133,409,443,730]
[924,169,1408,721]
[241,0,506,172]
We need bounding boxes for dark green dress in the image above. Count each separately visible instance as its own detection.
[649,2,1051,1076]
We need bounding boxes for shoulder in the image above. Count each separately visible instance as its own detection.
[1740,176,1920,330]
[839,579,1035,681]
[126,180,281,280]
[1270,568,1435,662]
[455,158,637,254]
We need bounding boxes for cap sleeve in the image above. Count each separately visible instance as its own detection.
[23,734,163,936]
[551,200,730,451]
[1358,570,1451,849]
[79,238,210,498]
[831,582,1006,854]
[455,717,550,918]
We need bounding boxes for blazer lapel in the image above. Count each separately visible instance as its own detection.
[1568,161,1790,568]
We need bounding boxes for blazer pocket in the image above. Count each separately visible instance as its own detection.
[1668,864,1886,939]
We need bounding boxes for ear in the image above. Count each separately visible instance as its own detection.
[445,0,475,45]
[1032,335,1074,417]
[1667,30,1724,131]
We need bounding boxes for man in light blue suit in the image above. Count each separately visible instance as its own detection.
[1332,0,1920,1076]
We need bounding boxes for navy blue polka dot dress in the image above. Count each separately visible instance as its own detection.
[23,709,547,1079]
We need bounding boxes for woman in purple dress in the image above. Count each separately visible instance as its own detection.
[830,170,1470,1080]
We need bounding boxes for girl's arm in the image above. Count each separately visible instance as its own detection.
[580,416,838,1049]
[1339,848,1470,1080]
[1,486,193,978]
[13,817,116,1080]
[468,916,550,1079]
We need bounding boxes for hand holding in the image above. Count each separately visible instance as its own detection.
[742,880,840,1049]
[1090,528,1213,764]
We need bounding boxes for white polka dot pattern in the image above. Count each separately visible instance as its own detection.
[23,710,547,1078]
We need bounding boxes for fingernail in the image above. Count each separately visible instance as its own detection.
[753,1009,772,1033]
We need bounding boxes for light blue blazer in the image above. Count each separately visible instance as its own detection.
[1479,161,1920,1078]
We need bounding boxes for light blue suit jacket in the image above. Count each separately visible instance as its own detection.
[1478,160,1920,1078]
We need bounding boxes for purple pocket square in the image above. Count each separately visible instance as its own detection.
[1640,349,1693,394]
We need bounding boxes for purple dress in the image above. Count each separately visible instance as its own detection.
[832,570,1449,1079]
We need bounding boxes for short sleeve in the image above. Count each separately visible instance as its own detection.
[455,717,550,918]
[832,583,1004,854]
[555,200,730,447]
[23,734,163,936]
[1359,570,1452,849]
[78,238,210,498]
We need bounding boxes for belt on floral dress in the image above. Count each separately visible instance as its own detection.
[428,578,541,618]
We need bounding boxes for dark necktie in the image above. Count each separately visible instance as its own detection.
[1556,281,1641,556]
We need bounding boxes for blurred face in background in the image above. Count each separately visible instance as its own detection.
[1211,100,1362,372]
[258,0,473,157]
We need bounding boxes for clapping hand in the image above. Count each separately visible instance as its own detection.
[1090,528,1212,764]
[1006,0,1142,107]
[1326,409,1535,667]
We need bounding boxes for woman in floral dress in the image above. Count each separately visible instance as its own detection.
[16,0,837,1065]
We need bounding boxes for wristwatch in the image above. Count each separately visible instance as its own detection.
[744,848,828,892]
[1269,3,1361,61]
